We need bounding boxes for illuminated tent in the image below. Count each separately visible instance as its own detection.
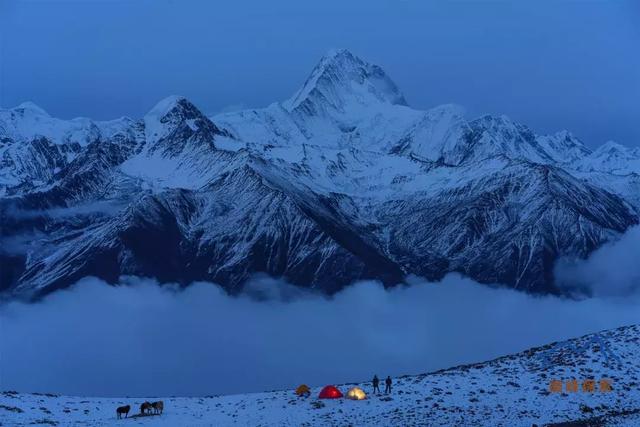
[318,385,343,399]
[346,387,366,400]
[295,384,311,396]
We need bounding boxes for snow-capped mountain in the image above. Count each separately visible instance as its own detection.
[3,323,639,426]
[1,49,639,298]
[576,141,640,175]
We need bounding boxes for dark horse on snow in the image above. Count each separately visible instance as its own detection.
[116,405,130,419]
[152,401,164,414]
[140,401,153,415]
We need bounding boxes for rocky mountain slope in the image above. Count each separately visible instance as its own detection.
[2,323,639,426]
[1,49,639,298]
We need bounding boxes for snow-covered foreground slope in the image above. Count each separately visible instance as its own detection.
[2,324,639,426]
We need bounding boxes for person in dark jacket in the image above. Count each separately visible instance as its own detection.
[385,376,392,394]
[372,375,380,394]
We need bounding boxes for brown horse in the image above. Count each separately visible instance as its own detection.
[152,400,164,414]
[140,401,153,415]
[116,405,130,419]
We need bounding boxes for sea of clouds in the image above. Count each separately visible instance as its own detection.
[1,227,639,397]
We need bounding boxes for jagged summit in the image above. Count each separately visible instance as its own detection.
[144,95,201,121]
[143,95,213,144]
[536,130,591,164]
[283,49,407,113]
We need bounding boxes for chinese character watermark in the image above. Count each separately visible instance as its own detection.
[549,378,612,393]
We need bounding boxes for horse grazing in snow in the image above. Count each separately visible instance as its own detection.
[152,401,164,414]
[140,401,153,415]
[116,405,130,419]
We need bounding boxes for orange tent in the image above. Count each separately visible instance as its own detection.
[295,384,311,396]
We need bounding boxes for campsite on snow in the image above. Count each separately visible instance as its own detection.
[2,2,640,427]
[2,324,640,426]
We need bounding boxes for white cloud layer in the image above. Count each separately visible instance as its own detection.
[555,226,640,297]
[2,273,639,397]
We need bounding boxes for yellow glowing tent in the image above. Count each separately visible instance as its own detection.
[295,384,311,396]
[346,387,367,400]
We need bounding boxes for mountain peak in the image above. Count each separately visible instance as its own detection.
[13,101,50,117]
[591,140,640,161]
[597,140,627,154]
[283,49,407,113]
[589,141,640,161]
[322,48,356,62]
[141,95,228,152]
[145,95,194,120]
[143,96,210,143]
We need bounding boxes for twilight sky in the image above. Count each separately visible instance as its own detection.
[0,0,638,148]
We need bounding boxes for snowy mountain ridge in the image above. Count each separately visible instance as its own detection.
[1,49,639,298]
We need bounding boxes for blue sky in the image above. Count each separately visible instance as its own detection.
[0,0,638,148]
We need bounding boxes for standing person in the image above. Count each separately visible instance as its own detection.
[372,375,380,394]
[385,376,392,394]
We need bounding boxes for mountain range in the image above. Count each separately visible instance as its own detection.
[1,49,639,299]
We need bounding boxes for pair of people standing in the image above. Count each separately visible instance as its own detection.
[372,375,392,394]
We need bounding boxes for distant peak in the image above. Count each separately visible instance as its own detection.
[318,48,361,68]
[471,114,522,130]
[325,48,352,56]
[142,95,227,148]
[143,95,210,143]
[427,103,466,118]
[594,140,630,156]
[14,101,50,117]
[554,130,574,139]
[284,49,407,112]
[145,95,193,119]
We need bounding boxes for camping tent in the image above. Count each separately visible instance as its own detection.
[318,385,343,399]
[346,387,366,400]
[295,384,311,397]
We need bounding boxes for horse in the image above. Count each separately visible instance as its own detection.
[140,401,153,415]
[116,405,130,419]
[152,400,164,414]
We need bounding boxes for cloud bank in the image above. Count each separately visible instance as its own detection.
[2,272,639,398]
[555,226,640,297]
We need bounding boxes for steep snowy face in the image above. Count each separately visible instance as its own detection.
[143,95,226,149]
[283,49,408,116]
[219,51,584,164]
[215,50,416,151]
[455,115,555,165]
[11,101,50,117]
[536,130,592,164]
[389,104,470,163]
[577,140,640,174]
[0,103,97,189]
[373,159,636,293]
[0,102,101,146]
[117,96,240,188]
[0,103,144,193]
[388,110,591,167]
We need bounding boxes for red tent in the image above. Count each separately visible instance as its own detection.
[318,385,343,399]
